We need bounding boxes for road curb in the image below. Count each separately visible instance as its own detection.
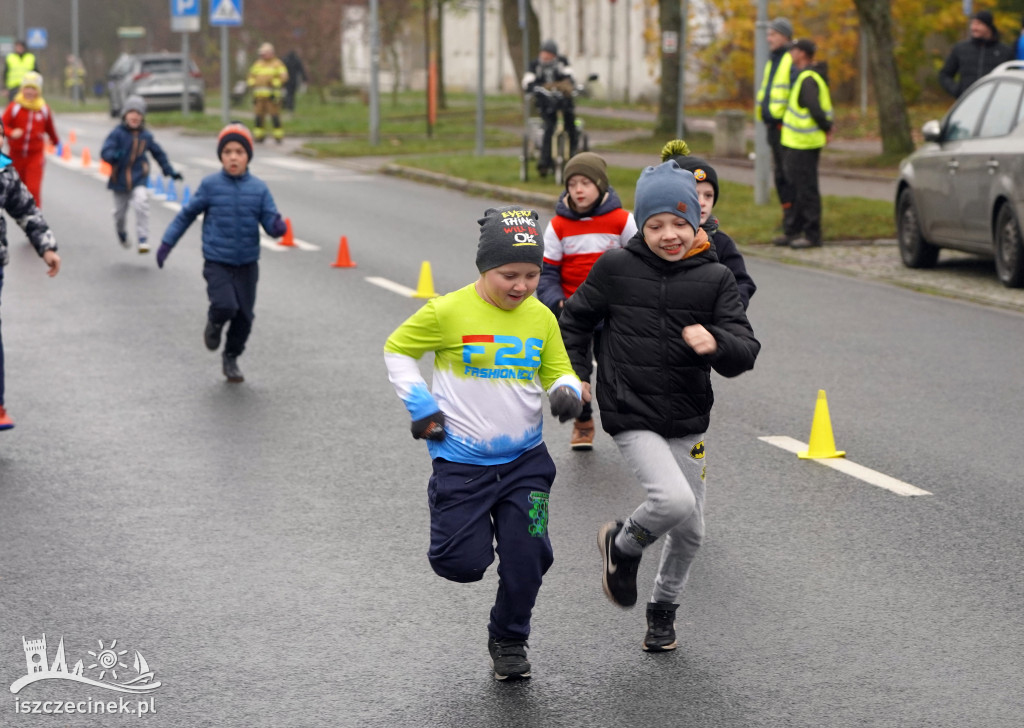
[382,163,561,209]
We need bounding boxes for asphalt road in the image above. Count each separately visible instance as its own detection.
[1,116,1023,727]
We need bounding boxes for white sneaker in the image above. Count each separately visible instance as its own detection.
[138,239,150,254]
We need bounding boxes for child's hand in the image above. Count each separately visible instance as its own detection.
[9,128,23,139]
[156,243,172,269]
[581,382,592,403]
[549,386,583,423]
[42,250,60,277]
[411,411,446,441]
[171,172,183,181]
[682,324,717,355]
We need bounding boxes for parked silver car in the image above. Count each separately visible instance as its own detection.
[896,61,1024,287]
[107,53,204,117]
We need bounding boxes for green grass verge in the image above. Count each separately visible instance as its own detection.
[397,153,896,245]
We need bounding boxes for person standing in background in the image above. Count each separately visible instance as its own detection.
[247,43,289,144]
[756,18,796,241]
[939,10,1012,98]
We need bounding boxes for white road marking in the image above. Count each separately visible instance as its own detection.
[758,436,932,497]
[366,276,417,297]
[261,157,321,171]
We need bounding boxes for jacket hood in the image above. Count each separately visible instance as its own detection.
[554,186,625,219]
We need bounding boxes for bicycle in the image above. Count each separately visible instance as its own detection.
[520,76,596,185]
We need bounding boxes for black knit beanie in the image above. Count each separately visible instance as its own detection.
[669,155,719,206]
[476,206,543,273]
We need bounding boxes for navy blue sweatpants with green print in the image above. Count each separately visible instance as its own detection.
[427,443,555,642]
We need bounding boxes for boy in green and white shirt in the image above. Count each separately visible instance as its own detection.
[384,206,582,681]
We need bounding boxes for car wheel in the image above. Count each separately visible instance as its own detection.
[994,204,1024,288]
[897,188,939,269]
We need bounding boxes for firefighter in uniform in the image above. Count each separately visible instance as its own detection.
[779,38,833,250]
[246,43,288,143]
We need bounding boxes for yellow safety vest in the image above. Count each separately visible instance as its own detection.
[781,69,833,150]
[5,52,36,90]
[247,58,288,98]
[755,51,792,123]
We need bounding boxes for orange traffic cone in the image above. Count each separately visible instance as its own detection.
[68,130,77,144]
[279,218,295,247]
[331,236,357,268]
[61,144,72,160]
[81,147,92,167]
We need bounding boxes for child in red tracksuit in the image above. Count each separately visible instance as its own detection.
[1,72,58,207]
[536,151,636,451]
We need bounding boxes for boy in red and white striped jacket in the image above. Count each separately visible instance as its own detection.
[537,151,636,451]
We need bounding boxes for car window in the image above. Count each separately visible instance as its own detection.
[141,58,184,74]
[945,82,995,141]
[977,80,1024,138]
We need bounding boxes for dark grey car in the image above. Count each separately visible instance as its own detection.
[896,61,1024,287]
[107,52,204,117]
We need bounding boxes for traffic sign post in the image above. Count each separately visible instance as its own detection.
[210,0,243,125]
[171,0,200,115]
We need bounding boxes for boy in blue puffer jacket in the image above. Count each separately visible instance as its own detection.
[100,95,181,253]
[156,123,287,384]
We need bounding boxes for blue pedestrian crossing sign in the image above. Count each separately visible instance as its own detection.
[25,28,47,50]
[209,0,243,26]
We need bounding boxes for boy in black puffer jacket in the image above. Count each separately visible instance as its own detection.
[559,160,760,654]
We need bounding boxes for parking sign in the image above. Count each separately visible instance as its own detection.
[171,0,200,32]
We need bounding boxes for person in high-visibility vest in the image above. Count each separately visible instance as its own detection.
[64,54,86,104]
[3,41,37,103]
[778,38,832,250]
[755,18,795,243]
[246,43,288,144]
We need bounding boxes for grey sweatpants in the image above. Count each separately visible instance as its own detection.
[612,429,707,604]
[112,186,150,242]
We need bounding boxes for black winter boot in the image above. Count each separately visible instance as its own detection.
[222,353,244,383]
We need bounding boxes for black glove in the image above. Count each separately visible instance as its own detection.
[171,172,184,181]
[549,386,582,423]
[411,411,446,441]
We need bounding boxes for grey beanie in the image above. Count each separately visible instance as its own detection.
[476,206,544,273]
[768,18,793,39]
[122,95,147,117]
[540,39,558,55]
[634,161,701,234]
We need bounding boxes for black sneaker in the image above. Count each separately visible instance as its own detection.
[222,353,244,383]
[117,230,130,249]
[598,521,641,608]
[487,638,531,681]
[642,602,679,652]
[204,321,224,351]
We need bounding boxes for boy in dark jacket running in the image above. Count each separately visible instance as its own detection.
[156,123,286,384]
[661,140,756,309]
[0,120,61,430]
[100,95,181,253]
[559,160,760,653]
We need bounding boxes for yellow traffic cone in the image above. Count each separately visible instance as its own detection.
[412,261,438,298]
[797,389,846,459]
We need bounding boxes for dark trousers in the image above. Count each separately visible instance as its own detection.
[537,99,578,170]
[782,146,823,244]
[578,328,602,422]
[0,266,5,405]
[766,122,795,226]
[203,260,259,358]
[427,444,556,641]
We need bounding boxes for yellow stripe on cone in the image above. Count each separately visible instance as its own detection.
[797,389,846,459]
[412,261,438,298]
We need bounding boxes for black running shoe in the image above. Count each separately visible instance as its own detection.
[222,353,244,383]
[204,320,224,351]
[598,521,641,608]
[488,638,531,681]
[642,601,679,652]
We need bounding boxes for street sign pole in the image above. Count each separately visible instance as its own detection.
[72,0,80,103]
[221,25,229,125]
[209,0,243,126]
[182,30,190,116]
[753,0,770,205]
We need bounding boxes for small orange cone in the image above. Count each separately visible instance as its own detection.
[81,147,92,167]
[45,142,55,155]
[412,261,438,298]
[61,144,72,160]
[68,130,77,144]
[279,218,295,247]
[331,236,357,268]
[797,389,846,459]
